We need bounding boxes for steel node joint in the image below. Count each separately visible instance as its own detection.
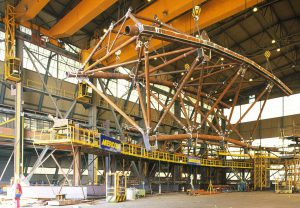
[267,82,274,92]
[239,66,248,77]
[125,25,140,36]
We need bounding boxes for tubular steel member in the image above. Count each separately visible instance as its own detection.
[139,49,197,76]
[250,88,271,139]
[149,90,188,131]
[136,83,149,129]
[232,83,274,130]
[182,92,227,136]
[84,47,194,74]
[153,54,202,133]
[193,67,204,129]
[68,10,292,151]
[200,67,246,127]
[144,44,151,131]
[179,93,192,131]
[83,36,138,72]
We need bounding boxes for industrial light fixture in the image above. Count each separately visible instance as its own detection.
[195,34,199,38]
[249,78,253,82]
[103,28,108,33]
[181,72,184,75]
[154,57,157,60]
[191,77,194,81]
[229,98,233,102]
[271,39,276,44]
[184,64,190,70]
[220,57,224,61]
[264,50,271,60]
[277,48,281,52]
[147,0,151,2]
[192,6,201,21]
[253,7,258,12]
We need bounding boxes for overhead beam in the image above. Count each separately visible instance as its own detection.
[49,0,117,38]
[91,0,263,64]
[15,0,50,21]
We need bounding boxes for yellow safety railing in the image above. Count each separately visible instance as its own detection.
[121,143,187,164]
[217,150,249,157]
[33,125,253,168]
[33,125,99,148]
[0,118,16,139]
[201,158,252,169]
[218,150,278,159]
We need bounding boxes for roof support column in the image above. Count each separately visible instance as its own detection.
[73,147,81,186]
[14,38,24,183]
[88,78,98,185]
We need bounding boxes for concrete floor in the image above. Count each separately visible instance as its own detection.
[2,191,300,207]
[52,192,300,208]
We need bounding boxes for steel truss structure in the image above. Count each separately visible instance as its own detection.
[70,9,292,153]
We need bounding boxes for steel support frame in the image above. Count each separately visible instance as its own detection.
[38,52,55,111]
[24,46,63,118]
[67,11,291,152]
[98,79,124,139]
[144,45,151,131]
[150,90,187,131]
[73,71,231,108]
[200,67,245,127]
[154,55,201,132]
[232,83,273,130]
[85,79,152,150]
[51,154,72,186]
[137,83,149,129]
[250,86,273,139]
[183,93,220,134]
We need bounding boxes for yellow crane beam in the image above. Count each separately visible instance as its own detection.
[137,0,206,23]
[15,0,50,21]
[49,0,117,38]
[87,0,263,65]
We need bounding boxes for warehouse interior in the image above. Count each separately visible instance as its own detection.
[0,0,300,207]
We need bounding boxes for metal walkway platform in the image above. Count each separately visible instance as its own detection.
[32,125,253,169]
